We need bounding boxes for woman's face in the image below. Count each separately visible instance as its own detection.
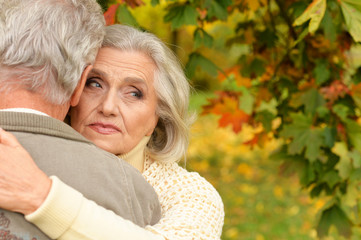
[70,47,159,155]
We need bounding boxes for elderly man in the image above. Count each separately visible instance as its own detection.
[0,0,160,239]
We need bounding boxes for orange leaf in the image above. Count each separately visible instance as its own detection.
[218,110,250,133]
[104,4,119,26]
[212,96,238,115]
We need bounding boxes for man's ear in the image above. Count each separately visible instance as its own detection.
[70,65,93,107]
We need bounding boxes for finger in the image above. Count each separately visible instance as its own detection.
[0,128,21,147]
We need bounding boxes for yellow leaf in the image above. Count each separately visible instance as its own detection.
[246,0,260,11]
[293,0,326,33]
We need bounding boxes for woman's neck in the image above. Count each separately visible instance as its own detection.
[118,136,150,172]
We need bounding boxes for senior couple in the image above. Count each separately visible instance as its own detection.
[0,0,224,239]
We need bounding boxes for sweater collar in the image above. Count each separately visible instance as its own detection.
[118,136,151,172]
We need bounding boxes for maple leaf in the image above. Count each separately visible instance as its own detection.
[339,0,361,42]
[103,3,119,26]
[293,0,327,34]
[204,95,250,133]
[218,110,250,133]
[280,112,324,162]
[317,204,352,238]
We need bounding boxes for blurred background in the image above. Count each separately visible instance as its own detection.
[98,0,361,239]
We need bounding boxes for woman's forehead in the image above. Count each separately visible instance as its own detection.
[93,48,156,82]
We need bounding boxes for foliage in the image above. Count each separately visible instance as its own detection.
[187,111,320,239]
[99,0,361,238]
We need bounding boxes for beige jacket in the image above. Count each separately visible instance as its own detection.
[0,111,161,239]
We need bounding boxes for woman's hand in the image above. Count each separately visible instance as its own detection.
[0,128,52,215]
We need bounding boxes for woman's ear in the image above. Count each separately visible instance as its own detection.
[70,65,93,107]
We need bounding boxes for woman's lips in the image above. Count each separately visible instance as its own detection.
[88,123,121,135]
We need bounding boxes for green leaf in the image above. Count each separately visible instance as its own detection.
[313,59,330,85]
[340,0,361,42]
[185,52,218,78]
[256,111,275,132]
[280,112,324,162]
[323,127,336,148]
[300,88,326,115]
[350,149,361,168]
[206,0,230,21]
[116,4,138,27]
[300,161,317,186]
[256,98,278,116]
[151,0,160,6]
[344,119,361,153]
[317,204,352,238]
[242,58,265,78]
[332,142,352,179]
[321,170,341,189]
[351,67,361,84]
[194,28,213,49]
[321,8,337,42]
[164,3,199,29]
[332,104,350,121]
[293,0,327,34]
[238,87,254,114]
[258,29,278,48]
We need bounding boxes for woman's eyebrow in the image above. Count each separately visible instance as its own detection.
[124,77,148,89]
[89,68,107,78]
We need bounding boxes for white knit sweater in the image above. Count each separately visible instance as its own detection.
[25,137,224,239]
[143,158,224,239]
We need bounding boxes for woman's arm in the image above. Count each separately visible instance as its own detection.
[0,128,164,240]
[0,128,51,215]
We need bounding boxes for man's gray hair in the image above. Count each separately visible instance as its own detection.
[103,24,195,163]
[0,0,105,104]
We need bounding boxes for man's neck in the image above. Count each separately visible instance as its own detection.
[0,89,70,121]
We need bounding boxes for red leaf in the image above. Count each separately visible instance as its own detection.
[104,4,119,26]
[320,80,350,104]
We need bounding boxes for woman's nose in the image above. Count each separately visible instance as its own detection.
[100,91,118,117]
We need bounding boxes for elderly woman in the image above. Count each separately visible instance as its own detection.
[0,25,224,239]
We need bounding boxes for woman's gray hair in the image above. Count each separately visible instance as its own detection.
[103,24,195,162]
[0,0,105,104]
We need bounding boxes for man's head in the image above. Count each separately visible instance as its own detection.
[0,0,105,106]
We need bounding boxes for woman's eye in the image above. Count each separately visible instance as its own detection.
[86,79,102,88]
[130,89,143,99]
